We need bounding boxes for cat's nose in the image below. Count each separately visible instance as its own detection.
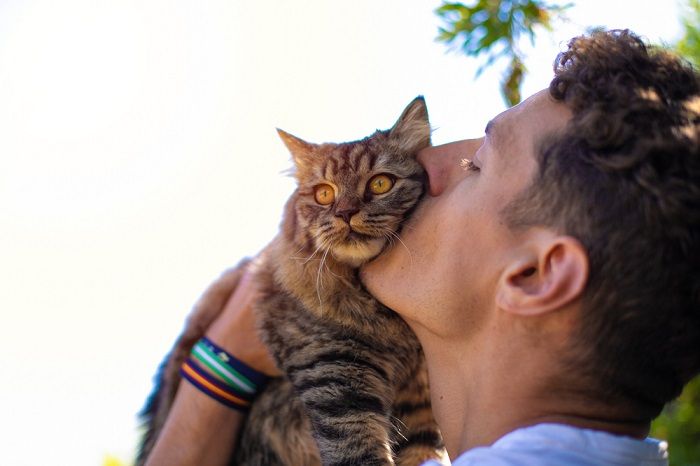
[335,208,359,224]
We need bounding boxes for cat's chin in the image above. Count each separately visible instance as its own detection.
[331,238,386,267]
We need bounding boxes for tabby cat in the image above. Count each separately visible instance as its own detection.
[138,97,444,466]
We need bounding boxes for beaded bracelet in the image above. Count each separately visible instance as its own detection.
[180,336,271,412]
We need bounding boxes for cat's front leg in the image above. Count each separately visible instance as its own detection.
[286,342,397,466]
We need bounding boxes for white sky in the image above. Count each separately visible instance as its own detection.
[0,1,684,464]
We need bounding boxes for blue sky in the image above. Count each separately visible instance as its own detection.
[0,1,685,464]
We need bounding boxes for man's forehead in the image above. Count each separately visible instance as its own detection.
[521,89,572,129]
[497,89,556,121]
[491,90,570,147]
[482,90,570,173]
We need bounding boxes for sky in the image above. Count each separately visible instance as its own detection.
[0,1,685,464]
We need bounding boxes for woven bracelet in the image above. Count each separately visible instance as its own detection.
[199,336,270,387]
[180,358,251,412]
[180,336,271,411]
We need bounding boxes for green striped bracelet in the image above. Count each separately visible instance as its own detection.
[190,337,269,396]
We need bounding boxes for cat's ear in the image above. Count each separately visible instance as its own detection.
[277,128,317,169]
[388,96,431,154]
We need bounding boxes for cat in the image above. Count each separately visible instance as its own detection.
[137,96,444,466]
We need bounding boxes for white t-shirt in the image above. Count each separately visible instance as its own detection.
[423,423,668,466]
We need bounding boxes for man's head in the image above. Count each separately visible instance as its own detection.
[503,29,700,417]
[363,29,699,421]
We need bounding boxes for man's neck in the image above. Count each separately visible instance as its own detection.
[414,323,651,459]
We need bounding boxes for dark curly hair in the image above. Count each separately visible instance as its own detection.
[504,30,700,418]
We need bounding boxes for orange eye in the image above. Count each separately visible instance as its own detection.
[314,184,335,205]
[368,174,394,195]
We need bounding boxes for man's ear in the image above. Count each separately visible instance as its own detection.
[496,235,589,316]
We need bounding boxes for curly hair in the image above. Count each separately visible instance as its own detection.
[504,30,700,417]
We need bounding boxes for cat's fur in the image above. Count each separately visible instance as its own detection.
[138,97,443,466]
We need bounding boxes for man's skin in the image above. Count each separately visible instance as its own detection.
[146,89,647,465]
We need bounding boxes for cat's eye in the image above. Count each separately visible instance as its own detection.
[314,184,335,205]
[368,174,394,195]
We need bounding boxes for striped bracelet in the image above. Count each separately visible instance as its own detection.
[180,336,271,412]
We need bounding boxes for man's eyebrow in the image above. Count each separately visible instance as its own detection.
[484,119,502,151]
[484,120,494,135]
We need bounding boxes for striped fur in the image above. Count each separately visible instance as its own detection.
[137,97,444,465]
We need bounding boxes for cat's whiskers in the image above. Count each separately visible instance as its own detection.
[323,253,343,279]
[316,244,331,308]
[289,245,311,261]
[297,241,325,264]
[382,227,414,267]
[390,415,409,442]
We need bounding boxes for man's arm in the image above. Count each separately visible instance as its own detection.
[145,382,245,466]
[145,269,279,466]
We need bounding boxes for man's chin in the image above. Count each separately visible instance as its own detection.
[359,245,396,303]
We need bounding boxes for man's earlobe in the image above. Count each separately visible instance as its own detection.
[496,236,589,316]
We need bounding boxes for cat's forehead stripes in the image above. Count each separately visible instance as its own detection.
[319,140,386,182]
[323,153,340,180]
[348,143,379,174]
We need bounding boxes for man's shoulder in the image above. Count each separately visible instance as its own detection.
[423,423,668,466]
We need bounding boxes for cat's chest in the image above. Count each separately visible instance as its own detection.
[298,271,383,329]
[263,237,415,346]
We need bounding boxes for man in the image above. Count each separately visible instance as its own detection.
[146,30,699,465]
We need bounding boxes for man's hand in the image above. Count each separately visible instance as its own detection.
[206,267,281,377]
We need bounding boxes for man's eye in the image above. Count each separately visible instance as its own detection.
[460,158,480,172]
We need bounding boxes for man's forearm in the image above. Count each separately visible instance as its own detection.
[145,381,244,466]
[145,269,278,465]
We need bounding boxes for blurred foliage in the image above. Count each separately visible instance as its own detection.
[102,454,131,466]
[652,375,700,466]
[676,0,700,68]
[656,3,700,460]
[435,0,570,106]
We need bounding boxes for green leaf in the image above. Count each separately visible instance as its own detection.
[434,0,570,105]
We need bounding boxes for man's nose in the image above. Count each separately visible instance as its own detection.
[417,138,483,196]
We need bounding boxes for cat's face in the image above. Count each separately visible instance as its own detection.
[279,97,430,267]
